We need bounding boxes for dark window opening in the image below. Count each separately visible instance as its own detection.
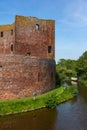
[27,52,31,56]
[0,65,2,68]
[35,24,39,30]
[48,46,52,53]
[11,44,13,52]
[1,32,3,37]
[11,30,13,35]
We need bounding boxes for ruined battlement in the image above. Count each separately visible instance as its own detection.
[0,24,14,31]
[0,15,55,59]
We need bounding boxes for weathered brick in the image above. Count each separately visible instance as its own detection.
[0,15,55,100]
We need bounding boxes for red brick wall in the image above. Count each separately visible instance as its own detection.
[0,16,55,59]
[0,55,55,100]
[0,24,15,54]
[0,15,55,100]
[14,15,55,59]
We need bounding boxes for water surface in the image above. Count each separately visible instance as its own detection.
[0,86,87,130]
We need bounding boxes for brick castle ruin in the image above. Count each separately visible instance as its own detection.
[0,15,55,100]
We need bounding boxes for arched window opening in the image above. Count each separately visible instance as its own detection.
[35,24,39,30]
[1,32,3,37]
[11,44,13,52]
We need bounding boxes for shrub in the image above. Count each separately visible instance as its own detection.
[45,93,58,108]
[80,80,87,87]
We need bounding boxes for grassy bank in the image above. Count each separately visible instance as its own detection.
[0,86,78,115]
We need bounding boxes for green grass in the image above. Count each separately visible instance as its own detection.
[0,86,78,115]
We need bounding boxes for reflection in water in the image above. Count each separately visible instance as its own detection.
[0,108,58,130]
[0,86,87,130]
[55,86,87,130]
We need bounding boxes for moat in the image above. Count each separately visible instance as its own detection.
[0,86,87,130]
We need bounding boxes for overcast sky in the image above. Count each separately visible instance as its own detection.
[0,0,87,62]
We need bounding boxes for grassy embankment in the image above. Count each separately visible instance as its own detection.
[0,85,78,115]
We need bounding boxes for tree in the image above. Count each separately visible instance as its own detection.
[56,59,77,84]
[76,51,87,80]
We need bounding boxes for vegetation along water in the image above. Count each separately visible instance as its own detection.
[0,85,87,130]
[56,51,87,87]
[0,85,77,115]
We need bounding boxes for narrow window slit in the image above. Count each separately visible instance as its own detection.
[48,46,52,53]
[11,30,13,35]
[1,32,3,37]
[11,44,13,52]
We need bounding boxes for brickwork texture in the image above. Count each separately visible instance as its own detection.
[0,15,55,100]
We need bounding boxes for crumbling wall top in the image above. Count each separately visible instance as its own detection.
[15,15,55,26]
[0,23,14,31]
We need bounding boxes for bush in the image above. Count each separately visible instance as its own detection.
[80,80,87,87]
[56,72,61,86]
[45,93,58,108]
